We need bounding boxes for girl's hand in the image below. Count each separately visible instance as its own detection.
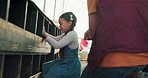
[42,26,48,39]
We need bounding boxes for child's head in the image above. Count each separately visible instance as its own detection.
[59,12,77,33]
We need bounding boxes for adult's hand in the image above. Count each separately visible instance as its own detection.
[84,29,91,40]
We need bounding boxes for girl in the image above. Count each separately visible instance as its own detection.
[42,12,81,78]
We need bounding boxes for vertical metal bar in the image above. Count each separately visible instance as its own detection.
[40,55,46,71]
[35,10,39,35]
[5,0,10,21]
[62,0,65,13]
[54,26,56,36]
[31,55,34,75]
[18,55,23,78]
[38,55,41,71]
[0,55,5,78]
[53,0,57,20]
[43,0,46,13]
[47,23,50,33]
[20,55,34,78]
[24,0,28,29]
[32,55,40,75]
[42,17,45,35]
[3,55,22,78]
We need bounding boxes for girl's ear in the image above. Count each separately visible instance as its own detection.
[68,21,72,26]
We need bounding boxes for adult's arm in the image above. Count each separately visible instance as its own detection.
[89,12,97,38]
[84,0,98,39]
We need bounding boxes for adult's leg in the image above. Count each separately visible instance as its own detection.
[81,65,89,78]
[143,65,148,72]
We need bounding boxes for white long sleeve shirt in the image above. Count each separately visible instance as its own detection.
[46,31,78,49]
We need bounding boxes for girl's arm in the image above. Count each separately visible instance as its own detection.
[46,31,77,49]
[42,26,64,41]
[47,33,64,41]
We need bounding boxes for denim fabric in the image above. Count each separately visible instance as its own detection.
[81,65,146,78]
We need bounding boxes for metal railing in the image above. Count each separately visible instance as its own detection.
[0,0,60,78]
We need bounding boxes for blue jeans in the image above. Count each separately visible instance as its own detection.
[81,65,146,78]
